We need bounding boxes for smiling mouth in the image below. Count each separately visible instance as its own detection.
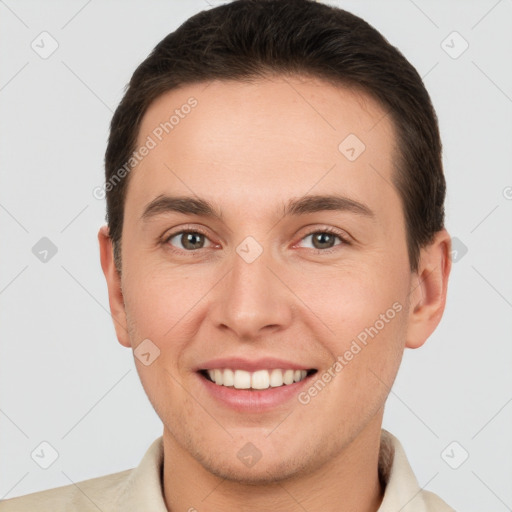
[199,368,318,390]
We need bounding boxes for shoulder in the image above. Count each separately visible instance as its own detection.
[420,489,457,512]
[0,436,166,512]
[379,430,457,512]
[0,468,133,512]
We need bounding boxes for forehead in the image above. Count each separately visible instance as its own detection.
[127,76,398,221]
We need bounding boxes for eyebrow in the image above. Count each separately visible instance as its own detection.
[140,193,375,222]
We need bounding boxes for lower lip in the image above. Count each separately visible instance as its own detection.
[197,372,316,413]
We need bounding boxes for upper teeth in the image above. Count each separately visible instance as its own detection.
[206,369,309,390]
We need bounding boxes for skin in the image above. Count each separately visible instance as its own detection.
[99,75,451,512]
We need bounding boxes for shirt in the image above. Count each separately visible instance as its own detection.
[0,429,455,511]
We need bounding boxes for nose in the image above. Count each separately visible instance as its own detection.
[210,243,293,341]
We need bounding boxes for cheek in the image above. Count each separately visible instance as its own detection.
[291,256,410,404]
[123,266,204,340]
[291,257,408,342]
[123,271,197,416]
[295,273,408,422]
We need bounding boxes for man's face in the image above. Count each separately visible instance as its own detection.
[116,76,415,482]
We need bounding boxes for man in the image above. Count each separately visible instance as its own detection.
[0,0,454,510]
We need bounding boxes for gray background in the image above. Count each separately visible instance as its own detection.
[1,1,511,510]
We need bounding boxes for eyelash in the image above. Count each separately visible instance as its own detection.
[162,226,349,255]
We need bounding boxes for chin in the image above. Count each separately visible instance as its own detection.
[201,457,306,485]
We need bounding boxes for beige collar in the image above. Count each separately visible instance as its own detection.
[114,429,453,511]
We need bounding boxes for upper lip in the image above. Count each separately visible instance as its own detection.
[196,357,315,372]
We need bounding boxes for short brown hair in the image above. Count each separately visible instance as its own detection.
[104,0,445,273]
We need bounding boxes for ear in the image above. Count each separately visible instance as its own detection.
[98,225,131,348]
[405,229,452,349]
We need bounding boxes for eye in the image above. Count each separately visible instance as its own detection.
[165,229,214,251]
[298,228,347,252]
[163,227,348,254]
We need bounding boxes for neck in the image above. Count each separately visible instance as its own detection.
[162,416,385,512]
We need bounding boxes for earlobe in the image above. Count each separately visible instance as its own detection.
[98,225,131,348]
[405,229,452,349]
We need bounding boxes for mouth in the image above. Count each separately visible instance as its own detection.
[198,368,318,390]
